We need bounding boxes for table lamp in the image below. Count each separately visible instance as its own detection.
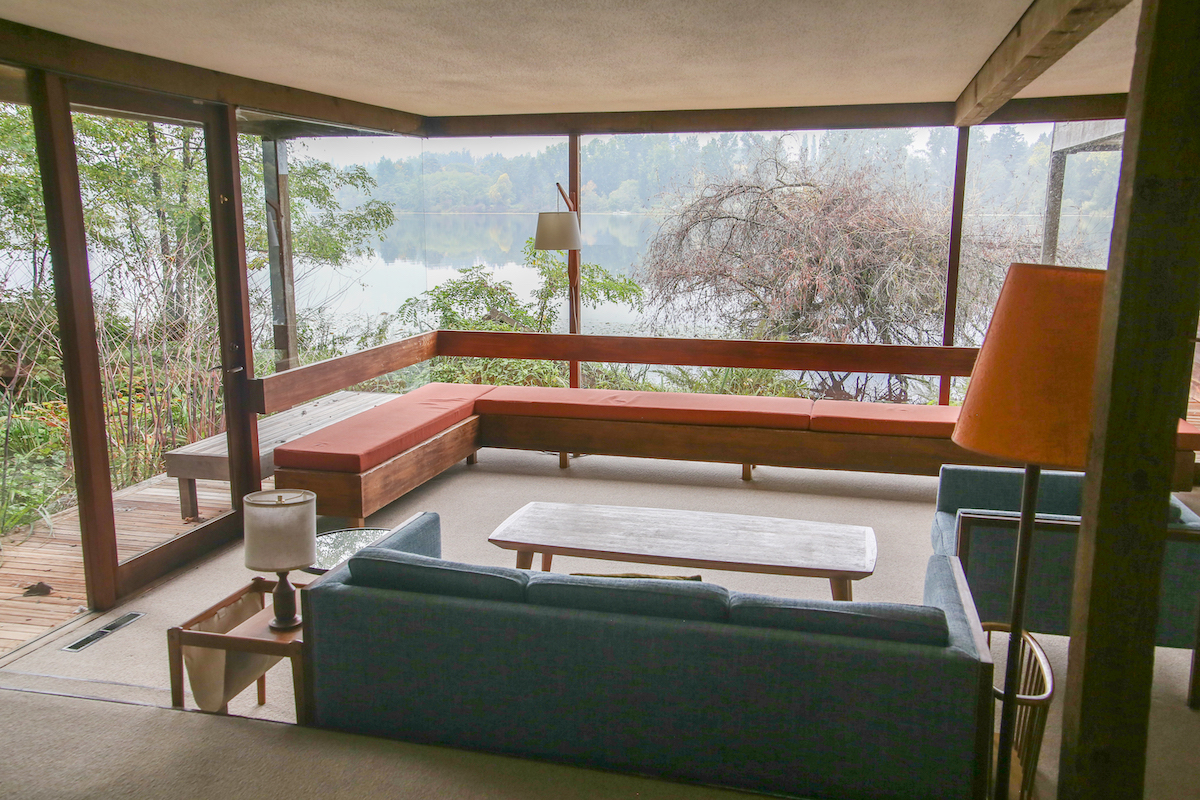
[951,262,1105,800]
[243,489,317,631]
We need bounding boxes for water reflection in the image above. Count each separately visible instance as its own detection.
[290,213,659,331]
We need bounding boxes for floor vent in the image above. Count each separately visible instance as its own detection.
[62,612,145,652]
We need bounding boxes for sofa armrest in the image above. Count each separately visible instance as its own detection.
[923,554,991,663]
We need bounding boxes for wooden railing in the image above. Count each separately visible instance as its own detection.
[249,330,979,415]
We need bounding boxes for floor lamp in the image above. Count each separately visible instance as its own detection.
[534,182,583,387]
[951,262,1106,800]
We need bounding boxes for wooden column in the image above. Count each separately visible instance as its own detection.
[567,132,582,388]
[1041,149,1068,264]
[1058,1,1200,797]
[939,126,970,405]
[27,70,120,610]
[204,105,261,510]
[263,139,298,372]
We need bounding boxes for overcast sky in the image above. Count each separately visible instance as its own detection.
[295,124,1056,168]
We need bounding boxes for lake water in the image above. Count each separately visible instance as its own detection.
[278,212,662,336]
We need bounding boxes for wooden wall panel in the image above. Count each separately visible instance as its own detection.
[251,331,438,414]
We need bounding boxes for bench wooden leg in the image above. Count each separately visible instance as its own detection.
[178,478,199,520]
[742,464,754,481]
[830,578,852,602]
[559,452,570,469]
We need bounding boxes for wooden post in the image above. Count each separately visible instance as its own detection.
[263,139,298,372]
[568,132,582,388]
[204,105,261,510]
[1058,1,1200,797]
[28,70,119,610]
[1041,149,1067,264]
[939,126,970,405]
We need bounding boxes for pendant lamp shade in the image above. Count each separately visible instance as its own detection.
[534,211,582,251]
[952,262,1106,470]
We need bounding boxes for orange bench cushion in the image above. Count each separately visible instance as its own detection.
[811,400,960,438]
[473,386,814,429]
[1178,419,1200,450]
[274,383,496,473]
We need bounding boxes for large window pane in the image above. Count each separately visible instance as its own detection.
[0,98,68,548]
[580,129,957,401]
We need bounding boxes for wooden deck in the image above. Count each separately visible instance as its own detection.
[0,473,255,656]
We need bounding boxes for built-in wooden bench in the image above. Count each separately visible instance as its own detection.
[272,383,494,525]
[164,390,399,519]
[270,381,1200,525]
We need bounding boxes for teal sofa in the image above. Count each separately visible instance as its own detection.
[302,512,994,800]
[930,464,1200,704]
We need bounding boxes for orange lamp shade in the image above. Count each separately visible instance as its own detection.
[952,263,1106,470]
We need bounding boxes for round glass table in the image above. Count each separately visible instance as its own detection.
[304,527,391,574]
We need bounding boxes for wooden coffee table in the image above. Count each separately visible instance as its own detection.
[488,502,876,600]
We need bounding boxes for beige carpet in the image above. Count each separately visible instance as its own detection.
[1,449,1198,798]
[0,689,758,800]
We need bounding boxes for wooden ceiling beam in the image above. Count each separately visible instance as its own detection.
[956,0,1132,127]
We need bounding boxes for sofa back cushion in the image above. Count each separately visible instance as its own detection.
[348,548,527,602]
[526,573,729,621]
[729,592,949,646]
[936,464,1083,516]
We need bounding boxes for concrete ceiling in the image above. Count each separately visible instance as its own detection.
[0,0,1139,117]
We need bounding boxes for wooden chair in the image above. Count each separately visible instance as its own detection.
[984,622,1055,800]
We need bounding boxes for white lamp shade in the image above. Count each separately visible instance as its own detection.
[534,211,582,250]
[243,489,317,572]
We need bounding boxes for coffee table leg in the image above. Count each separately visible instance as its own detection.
[515,550,535,569]
[830,578,852,602]
[541,553,553,571]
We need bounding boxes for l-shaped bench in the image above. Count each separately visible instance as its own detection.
[272,381,1200,525]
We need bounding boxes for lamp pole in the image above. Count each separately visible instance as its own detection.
[993,463,1040,800]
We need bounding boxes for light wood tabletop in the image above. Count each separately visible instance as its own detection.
[489,502,876,600]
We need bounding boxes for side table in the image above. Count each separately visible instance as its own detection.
[168,577,308,723]
[304,527,391,574]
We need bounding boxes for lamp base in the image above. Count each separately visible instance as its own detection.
[269,570,302,631]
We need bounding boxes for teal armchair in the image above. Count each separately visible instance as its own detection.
[931,464,1200,706]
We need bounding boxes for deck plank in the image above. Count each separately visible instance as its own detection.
[0,473,268,655]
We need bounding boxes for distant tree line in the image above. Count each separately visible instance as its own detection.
[340,127,1117,224]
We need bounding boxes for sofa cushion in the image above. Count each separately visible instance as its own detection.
[811,400,959,437]
[526,572,729,621]
[347,548,527,602]
[474,385,813,429]
[274,382,496,473]
[729,592,949,646]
